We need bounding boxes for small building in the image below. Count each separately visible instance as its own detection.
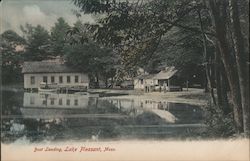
[133,67,182,92]
[153,66,182,91]
[134,74,157,92]
[22,61,89,90]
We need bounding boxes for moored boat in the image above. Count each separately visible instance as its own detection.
[38,82,58,93]
[38,87,58,93]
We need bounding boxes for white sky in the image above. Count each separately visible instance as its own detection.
[0,0,95,35]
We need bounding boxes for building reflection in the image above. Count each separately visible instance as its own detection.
[21,92,204,124]
[23,92,90,109]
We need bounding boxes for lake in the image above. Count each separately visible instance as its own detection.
[1,90,205,143]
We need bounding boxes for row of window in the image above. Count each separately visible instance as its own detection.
[30,97,79,106]
[30,75,79,84]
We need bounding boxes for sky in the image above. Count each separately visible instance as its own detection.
[0,0,95,35]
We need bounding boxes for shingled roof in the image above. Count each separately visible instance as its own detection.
[153,66,178,80]
[22,61,81,74]
[135,73,156,79]
[135,67,178,80]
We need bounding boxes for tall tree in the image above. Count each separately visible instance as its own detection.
[229,0,249,133]
[0,30,25,84]
[21,24,51,61]
[207,0,249,132]
[65,21,117,87]
[50,17,70,56]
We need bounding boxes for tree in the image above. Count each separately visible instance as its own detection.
[65,42,117,87]
[0,30,26,84]
[65,21,117,87]
[229,0,249,133]
[72,0,249,134]
[21,24,51,61]
[50,17,70,56]
[207,0,249,133]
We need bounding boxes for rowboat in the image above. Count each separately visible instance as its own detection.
[39,82,58,93]
[38,87,58,93]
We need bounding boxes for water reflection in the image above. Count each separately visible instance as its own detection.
[1,91,204,143]
[24,92,89,108]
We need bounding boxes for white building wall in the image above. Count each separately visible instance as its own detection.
[134,79,144,89]
[134,79,158,89]
[24,73,89,89]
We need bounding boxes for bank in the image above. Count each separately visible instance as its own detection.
[94,88,209,106]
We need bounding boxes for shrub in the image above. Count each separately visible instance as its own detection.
[203,103,236,138]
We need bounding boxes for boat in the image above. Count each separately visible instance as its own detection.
[74,91,99,97]
[38,82,58,93]
[74,91,89,95]
[38,87,58,93]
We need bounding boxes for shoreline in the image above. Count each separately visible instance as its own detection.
[101,88,209,106]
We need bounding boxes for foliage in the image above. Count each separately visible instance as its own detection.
[65,42,117,86]
[65,21,118,87]
[50,17,70,56]
[203,103,236,137]
[21,24,51,61]
[72,0,211,79]
[0,30,25,84]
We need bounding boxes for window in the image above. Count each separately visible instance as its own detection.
[59,99,62,105]
[43,76,48,83]
[30,76,35,85]
[42,99,47,105]
[51,99,54,105]
[51,76,55,83]
[59,76,63,83]
[67,76,71,83]
[140,79,143,85]
[74,99,78,106]
[66,99,70,105]
[30,96,35,105]
[75,76,79,83]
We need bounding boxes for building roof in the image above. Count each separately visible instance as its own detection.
[153,66,178,80]
[135,67,178,80]
[135,73,156,79]
[22,61,81,74]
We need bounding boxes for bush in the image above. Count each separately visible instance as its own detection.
[203,103,236,138]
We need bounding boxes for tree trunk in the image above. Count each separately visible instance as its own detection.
[215,44,231,114]
[204,72,209,92]
[215,45,222,106]
[229,0,250,134]
[220,64,231,114]
[95,73,99,88]
[198,9,217,105]
[105,76,108,88]
[208,0,243,132]
[110,77,114,88]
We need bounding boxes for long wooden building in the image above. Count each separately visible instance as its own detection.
[22,61,89,90]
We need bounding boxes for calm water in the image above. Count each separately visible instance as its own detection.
[1,90,205,143]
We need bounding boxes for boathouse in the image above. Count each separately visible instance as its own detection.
[133,74,157,92]
[22,61,89,90]
[134,67,182,92]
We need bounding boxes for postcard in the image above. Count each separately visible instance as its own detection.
[1,0,249,160]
